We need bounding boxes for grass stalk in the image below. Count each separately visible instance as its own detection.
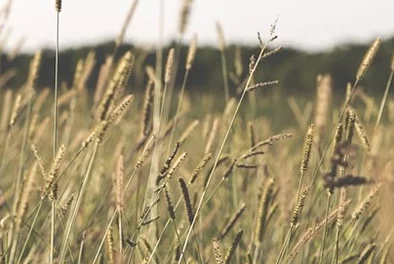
[176,27,276,264]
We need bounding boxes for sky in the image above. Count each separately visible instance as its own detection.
[2,0,394,52]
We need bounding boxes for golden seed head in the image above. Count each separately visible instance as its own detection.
[336,188,347,228]
[27,50,42,90]
[186,34,198,70]
[291,186,310,226]
[212,239,224,264]
[354,115,370,151]
[224,229,243,264]
[190,152,212,184]
[178,0,193,35]
[179,120,199,145]
[345,109,356,144]
[9,94,22,128]
[115,155,125,211]
[391,52,394,71]
[165,48,175,83]
[300,124,314,173]
[178,177,194,224]
[55,0,62,12]
[356,37,381,80]
[216,21,225,51]
[164,186,175,220]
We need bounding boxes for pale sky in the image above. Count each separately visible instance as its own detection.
[3,0,394,52]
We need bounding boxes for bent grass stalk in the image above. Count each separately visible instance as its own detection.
[176,27,276,264]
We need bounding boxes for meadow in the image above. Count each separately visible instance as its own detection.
[0,0,393,263]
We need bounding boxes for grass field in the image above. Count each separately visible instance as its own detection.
[0,0,394,263]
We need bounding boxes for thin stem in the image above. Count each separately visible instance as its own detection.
[54,12,60,158]
[275,226,293,264]
[374,70,393,133]
[92,209,117,264]
[320,192,332,263]
[332,227,340,264]
[176,32,273,264]
[219,47,230,104]
[50,202,55,264]
[16,202,43,264]
[59,142,99,263]
[118,211,123,264]
[167,69,189,154]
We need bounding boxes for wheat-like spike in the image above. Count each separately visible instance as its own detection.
[219,203,246,240]
[115,155,125,212]
[213,239,224,264]
[216,21,225,52]
[165,48,175,83]
[44,144,66,201]
[291,186,310,226]
[28,114,38,141]
[186,34,198,70]
[164,186,176,220]
[336,187,347,228]
[55,0,62,12]
[357,243,376,264]
[235,163,258,169]
[356,37,381,80]
[167,152,188,179]
[178,0,193,35]
[329,123,344,178]
[179,120,199,145]
[76,51,96,92]
[178,177,194,224]
[9,94,22,129]
[255,178,274,244]
[96,94,133,143]
[340,254,360,263]
[205,117,219,154]
[94,56,113,107]
[31,144,47,178]
[262,46,283,59]
[224,229,244,264]
[391,53,394,71]
[26,50,42,90]
[300,124,314,173]
[96,51,133,121]
[135,135,156,170]
[60,193,74,217]
[141,216,160,226]
[115,0,139,47]
[290,199,351,258]
[352,184,381,220]
[157,142,180,183]
[72,59,84,90]
[1,89,12,130]
[247,121,256,148]
[239,151,265,160]
[140,80,154,137]
[345,109,356,144]
[106,228,115,264]
[314,74,332,145]
[15,163,38,231]
[189,152,212,184]
[222,159,236,180]
[354,112,370,151]
[246,80,279,92]
[234,47,243,78]
[33,88,50,114]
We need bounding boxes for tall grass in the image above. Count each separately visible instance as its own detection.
[0,1,393,263]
